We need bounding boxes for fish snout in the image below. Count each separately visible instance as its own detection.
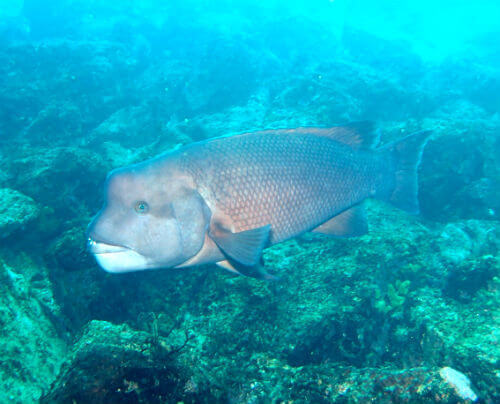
[86,211,128,253]
[86,237,129,254]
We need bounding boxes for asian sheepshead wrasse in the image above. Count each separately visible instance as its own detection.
[87,122,432,279]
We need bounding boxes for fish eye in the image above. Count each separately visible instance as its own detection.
[134,201,149,214]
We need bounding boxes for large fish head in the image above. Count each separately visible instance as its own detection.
[87,161,210,273]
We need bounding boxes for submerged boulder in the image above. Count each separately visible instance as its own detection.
[0,252,67,404]
[41,320,205,404]
[0,188,39,239]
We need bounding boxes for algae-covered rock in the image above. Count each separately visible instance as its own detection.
[87,104,165,149]
[41,320,205,404]
[323,366,472,403]
[46,227,94,272]
[22,101,83,145]
[0,188,39,239]
[4,146,108,240]
[0,251,67,404]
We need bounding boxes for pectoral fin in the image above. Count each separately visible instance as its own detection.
[209,223,271,266]
[312,206,368,237]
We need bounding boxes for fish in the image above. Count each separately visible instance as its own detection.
[87,122,431,279]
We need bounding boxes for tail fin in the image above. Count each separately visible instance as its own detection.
[382,130,433,214]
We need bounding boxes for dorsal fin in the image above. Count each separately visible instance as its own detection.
[316,121,379,149]
[245,121,378,149]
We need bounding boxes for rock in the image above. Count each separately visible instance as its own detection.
[459,177,500,218]
[438,223,474,264]
[437,220,500,265]
[22,101,83,146]
[41,320,204,404]
[46,227,94,272]
[87,104,166,149]
[0,251,67,404]
[0,188,39,239]
[327,366,470,403]
[6,146,108,231]
[443,255,497,302]
[439,367,478,402]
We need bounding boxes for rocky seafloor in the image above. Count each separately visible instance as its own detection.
[0,2,499,403]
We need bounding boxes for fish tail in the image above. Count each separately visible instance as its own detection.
[382,130,433,214]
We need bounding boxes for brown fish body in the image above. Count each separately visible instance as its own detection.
[87,122,431,278]
[180,127,392,245]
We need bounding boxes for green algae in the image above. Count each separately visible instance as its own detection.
[375,280,411,314]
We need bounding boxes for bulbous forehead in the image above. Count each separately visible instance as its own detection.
[105,170,146,200]
[102,153,195,205]
[103,166,181,206]
[104,155,167,193]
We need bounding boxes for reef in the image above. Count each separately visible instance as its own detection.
[0,188,39,239]
[0,1,499,403]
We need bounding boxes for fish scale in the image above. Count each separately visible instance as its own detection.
[180,129,391,244]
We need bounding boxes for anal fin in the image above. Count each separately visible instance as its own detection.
[312,206,368,237]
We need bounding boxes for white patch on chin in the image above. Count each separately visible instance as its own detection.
[93,245,150,273]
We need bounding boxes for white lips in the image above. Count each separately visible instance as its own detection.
[88,239,149,273]
[88,239,127,254]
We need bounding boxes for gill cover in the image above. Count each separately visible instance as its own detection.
[172,188,212,260]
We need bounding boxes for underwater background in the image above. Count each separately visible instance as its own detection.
[0,0,499,402]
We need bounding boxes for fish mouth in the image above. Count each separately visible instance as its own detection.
[87,237,129,254]
[87,237,150,273]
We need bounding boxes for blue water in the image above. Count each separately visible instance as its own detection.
[0,1,499,403]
